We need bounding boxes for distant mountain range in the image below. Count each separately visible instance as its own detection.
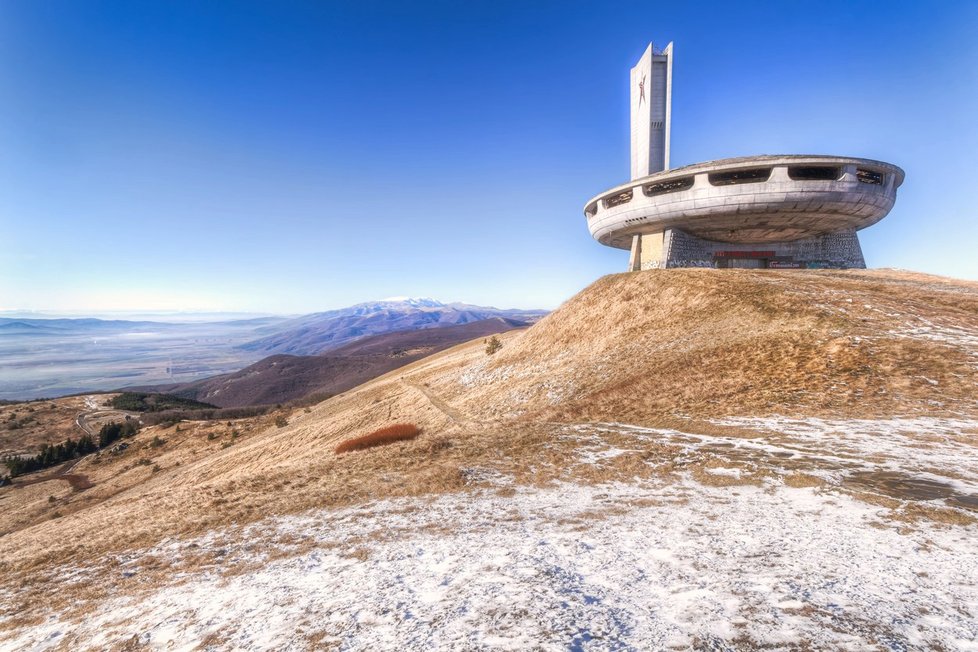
[132,318,528,407]
[1,298,547,401]
[235,297,547,356]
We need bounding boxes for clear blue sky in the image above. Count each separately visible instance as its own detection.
[2,1,976,314]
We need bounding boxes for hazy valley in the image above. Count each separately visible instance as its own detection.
[0,317,280,401]
[0,298,545,403]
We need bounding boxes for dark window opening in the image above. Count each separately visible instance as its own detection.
[857,168,884,185]
[788,166,841,181]
[585,202,598,219]
[602,189,633,209]
[644,177,694,196]
[708,168,771,186]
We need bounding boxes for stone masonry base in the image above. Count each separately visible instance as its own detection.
[630,228,866,271]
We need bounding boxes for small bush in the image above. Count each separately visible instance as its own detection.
[334,423,421,454]
[274,416,288,428]
[150,435,165,448]
[485,336,502,355]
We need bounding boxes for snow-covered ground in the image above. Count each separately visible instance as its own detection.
[586,416,978,491]
[3,418,977,651]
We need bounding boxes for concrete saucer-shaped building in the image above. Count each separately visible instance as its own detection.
[586,44,905,270]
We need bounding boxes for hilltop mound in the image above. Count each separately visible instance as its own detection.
[432,269,978,423]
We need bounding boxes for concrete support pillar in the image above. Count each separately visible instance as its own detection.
[627,235,642,271]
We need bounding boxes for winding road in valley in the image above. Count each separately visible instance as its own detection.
[12,395,137,492]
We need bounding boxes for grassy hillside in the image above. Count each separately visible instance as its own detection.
[2,269,977,648]
[135,318,528,408]
[431,269,978,423]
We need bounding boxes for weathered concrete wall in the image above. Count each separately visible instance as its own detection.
[640,232,665,268]
[627,235,642,272]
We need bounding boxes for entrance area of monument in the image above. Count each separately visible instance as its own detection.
[714,251,775,269]
[717,258,766,269]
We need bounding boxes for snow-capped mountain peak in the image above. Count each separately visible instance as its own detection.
[378,297,445,308]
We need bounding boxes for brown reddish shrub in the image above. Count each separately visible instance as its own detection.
[334,423,421,454]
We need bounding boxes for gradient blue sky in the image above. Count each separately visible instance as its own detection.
[2,1,976,314]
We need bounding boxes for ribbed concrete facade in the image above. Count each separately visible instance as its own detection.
[586,43,904,270]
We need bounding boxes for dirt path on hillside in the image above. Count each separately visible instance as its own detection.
[13,458,93,491]
[402,380,472,427]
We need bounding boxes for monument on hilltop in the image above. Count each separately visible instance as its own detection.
[585,42,904,270]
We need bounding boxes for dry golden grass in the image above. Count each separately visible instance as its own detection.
[430,269,978,423]
[1,268,977,616]
[783,473,826,489]
[334,423,421,454]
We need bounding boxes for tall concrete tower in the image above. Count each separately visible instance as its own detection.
[630,42,673,180]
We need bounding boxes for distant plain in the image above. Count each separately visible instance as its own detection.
[0,318,280,401]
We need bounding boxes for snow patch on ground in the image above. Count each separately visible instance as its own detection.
[891,320,978,358]
[5,483,978,649]
[455,351,582,409]
[704,466,742,478]
[4,416,978,651]
[707,416,978,487]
